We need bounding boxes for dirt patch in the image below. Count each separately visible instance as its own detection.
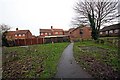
[78,46,108,53]
[2,52,44,78]
[77,46,119,79]
[79,56,119,79]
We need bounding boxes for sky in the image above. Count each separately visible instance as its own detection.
[0,0,76,36]
[0,0,119,36]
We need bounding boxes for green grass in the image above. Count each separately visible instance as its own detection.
[2,42,69,78]
[73,40,119,78]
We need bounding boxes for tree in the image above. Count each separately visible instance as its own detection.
[0,24,11,46]
[73,0,119,40]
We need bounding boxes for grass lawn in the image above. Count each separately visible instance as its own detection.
[2,42,69,78]
[73,40,120,79]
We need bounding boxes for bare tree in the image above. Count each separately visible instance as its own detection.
[73,0,119,40]
[0,24,11,46]
[0,24,11,33]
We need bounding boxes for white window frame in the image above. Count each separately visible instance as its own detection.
[15,35,17,36]
[60,32,63,34]
[45,33,47,35]
[41,33,44,35]
[109,30,113,34]
[23,34,25,36]
[100,32,103,34]
[49,33,51,35]
[106,31,108,34]
[19,34,21,36]
[55,32,58,34]
[114,29,119,33]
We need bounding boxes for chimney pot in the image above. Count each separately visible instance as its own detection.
[51,26,53,29]
[16,28,18,31]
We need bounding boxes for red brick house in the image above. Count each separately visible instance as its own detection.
[15,30,32,39]
[69,26,91,41]
[40,26,64,36]
[6,28,32,40]
[39,26,69,43]
[100,23,120,37]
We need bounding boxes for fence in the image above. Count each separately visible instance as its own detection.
[7,36,70,46]
[8,38,43,46]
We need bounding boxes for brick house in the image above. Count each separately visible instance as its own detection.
[100,23,120,37]
[40,26,64,36]
[15,29,32,39]
[69,26,91,41]
[39,26,69,43]
[6,28,32,40]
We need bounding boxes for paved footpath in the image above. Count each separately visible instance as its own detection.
[55,43,92,78]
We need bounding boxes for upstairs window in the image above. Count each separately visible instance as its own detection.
[23,34,25,36]
[100,32,103,34]
[60,32,63,34]
[55,32,58,34]
[41,33,43,35]
[114,29,119,33]
[109,30,113,33]
[45,33,48,35]
[15,34,17,37]
[49,33,51,35]
[106,31,108,34]
[19,34,21,36]
[80,29,83,34]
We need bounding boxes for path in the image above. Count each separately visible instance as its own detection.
[55,43,92,78]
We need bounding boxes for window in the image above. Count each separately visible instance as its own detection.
[15,34,17,36]
[49,33,51,35]
[45,33,47,35]
[100,32,103,34]
[41,33,43,35]
[55,32,58,34]
[109,30,113,33]
[106,31,108,34]
[114,29,119,33]
[60,32,63,34]
[23,34,25,36]
[80,29,83,34]
[19,34,21,36]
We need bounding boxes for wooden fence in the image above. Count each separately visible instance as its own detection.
[8,38,43,46]
[7,36,70,46]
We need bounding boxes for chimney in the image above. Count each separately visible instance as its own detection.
[51,26,53,29]
[16,28,18,31]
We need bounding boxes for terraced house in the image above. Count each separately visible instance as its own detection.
[100,23,120,37]
[39,26,69,43]
[68,26,92,42]
[6,28,32,40]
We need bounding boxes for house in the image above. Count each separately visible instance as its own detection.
[14,28,32,39]
[6,28,32,40]
[69,26,91,41]
[40,26,64,36]
[100,23,120,37]
[39,26,69,43]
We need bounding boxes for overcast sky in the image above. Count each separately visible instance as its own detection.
[0,0,76,36]
[0,0,119,36]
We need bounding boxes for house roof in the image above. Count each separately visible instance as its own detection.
[100,23,120,32]
[68,28,75,33]
[40,29,52,33]
[40,28,63,33]
[53,29,63,32]
[70,26,91,33]
[15,30,30,35]
[6,31,15,36]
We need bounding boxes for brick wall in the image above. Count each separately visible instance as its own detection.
[70,27,91,41]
